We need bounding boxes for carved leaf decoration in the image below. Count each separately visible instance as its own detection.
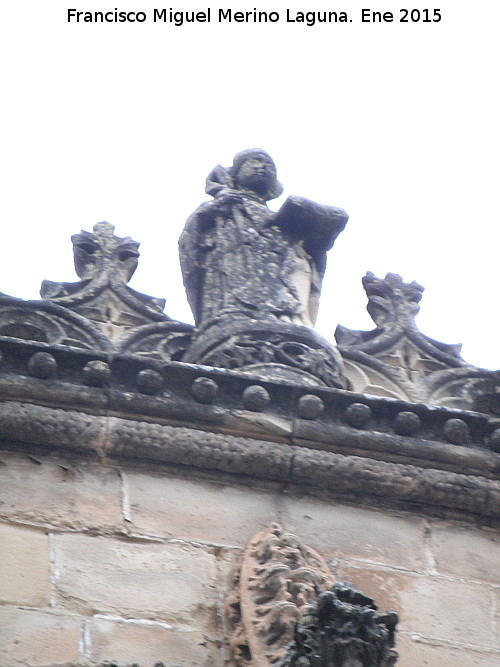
[334,272,495,409]
[229,523,334,665]
[0,297,113,351]
[40,222,170,339]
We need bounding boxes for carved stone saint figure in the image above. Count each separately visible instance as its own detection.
[179,149,348,329]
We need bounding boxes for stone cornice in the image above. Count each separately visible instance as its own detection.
[1,336,500,523]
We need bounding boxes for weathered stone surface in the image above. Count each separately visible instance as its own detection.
[1,155,500,667]
[431,522,500,584]
[345,401,372,427]
[191,376,219,403]
[179,149,348,388]
[0,182,497,418]
[184,319,348,389]
[241,384,271,412]
[227,524,400,667]
[2,332,500,461]
[335,272,496,412]
[0,453,122,530]
[0,222,192,360]
[0,294,113,352]
[293,406,498,472]
[89,616,219,666]
[0,607,81,667]
[41,221,168,337]
[0,340,111,412]
[125,472,279,546]
[397,633,500,667]
[292,413,500,478]
[116,320,194,363]
[443,417,470,445]
[82,359,111,387]
[393,411,421,436]
[108,419,293,482]
[0,400,106,453]
[0,523,51,606]
[492,587,500,649]
[296,393,324,420]
[27,351,57,379]
[180,149,347,329]
[338,565,496,648]
[135,368,163,395]
[1,397,500,521]
[55,533,218,628]
[281,498,425,571]
[290,446,500,519]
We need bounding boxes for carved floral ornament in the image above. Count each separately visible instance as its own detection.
[226,524,398,666]
[0,221,193,358]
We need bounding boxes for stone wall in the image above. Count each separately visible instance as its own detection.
[1,448,499,667]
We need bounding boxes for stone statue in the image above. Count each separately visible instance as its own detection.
[179,149,349,388]
[179,149,348,328]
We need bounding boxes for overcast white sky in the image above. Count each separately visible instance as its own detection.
[1,1,499,369]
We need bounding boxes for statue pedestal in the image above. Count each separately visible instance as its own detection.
[184,316,346,389]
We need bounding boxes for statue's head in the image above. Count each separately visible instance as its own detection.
[205,149,284,201]
[229,149,283,200]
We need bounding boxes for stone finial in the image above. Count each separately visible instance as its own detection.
[334,272,494,408]
[71,221,140,283]
[336,272,461,360]
[362,272,424,332]
[40,221,168,338]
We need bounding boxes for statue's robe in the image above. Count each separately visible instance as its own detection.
[179,192,347,328]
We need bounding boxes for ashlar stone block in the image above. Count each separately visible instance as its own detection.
[339,564,496,649]
[0,523,51,607]
[397,632,500,666]
[430,521,500,584]
[89,615,219,665]
[0,452,122,531]
[55,533,218,629]
[0,607,81,667]
[281,496,426,571]
[125,471,279,547]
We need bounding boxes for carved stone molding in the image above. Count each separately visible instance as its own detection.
[116,321,194,362]
[227,524,334,665]
[184,318,346,389]
[0,296,113,351]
